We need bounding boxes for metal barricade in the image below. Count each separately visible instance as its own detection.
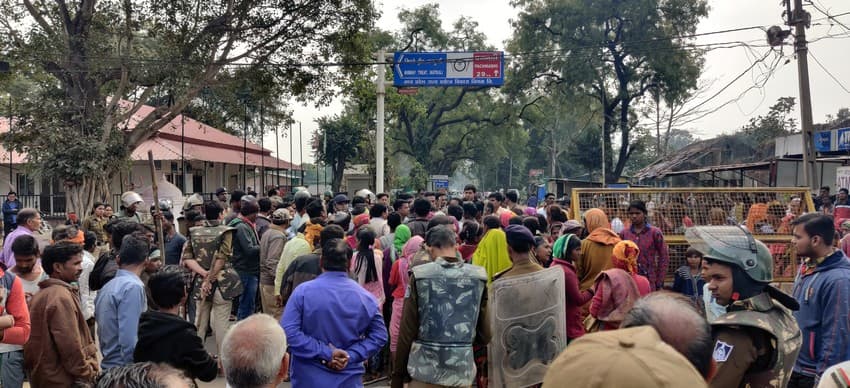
[570,187,815,282]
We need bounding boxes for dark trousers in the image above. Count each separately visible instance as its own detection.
[788,371,816,388]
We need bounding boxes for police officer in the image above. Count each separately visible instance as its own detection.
[181,200,242,356]
[392,225,490,388]
[118,191,144,223]
[177,193,205,237]
[685,226,801,388]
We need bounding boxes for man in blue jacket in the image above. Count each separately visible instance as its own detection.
[281,238,387,387]
[2,192,21,238]
[790,213,850,388]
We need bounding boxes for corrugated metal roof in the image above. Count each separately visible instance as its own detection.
[132,137,301,170]
[0,104,301,170]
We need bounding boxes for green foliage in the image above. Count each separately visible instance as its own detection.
[739,97,798,146]
[357,4,526,186]
[507,0,708,182]
[0,0,376,215]
[315,113,369,192]
[516,92,600,179]
[397,162,429,192]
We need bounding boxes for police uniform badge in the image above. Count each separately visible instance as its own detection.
[713,340,734,362]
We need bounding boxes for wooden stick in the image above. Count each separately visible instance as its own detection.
[148,151,166,257]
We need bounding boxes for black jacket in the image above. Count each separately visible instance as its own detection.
[134,310,218,382]
[229,217,261,275]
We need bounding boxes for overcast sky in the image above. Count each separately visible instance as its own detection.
[267,0,850,164]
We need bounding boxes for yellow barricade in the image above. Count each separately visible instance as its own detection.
[570,187,815,282]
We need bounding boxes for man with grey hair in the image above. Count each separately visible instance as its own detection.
[620,292,715,381]
[0,208,41,269]
[95,362,193,388]
[221,314,288,388]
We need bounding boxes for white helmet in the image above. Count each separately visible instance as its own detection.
[294,190,312,200]
[355,189,376,203]
[184,193,204,210]
[121,191,143,208]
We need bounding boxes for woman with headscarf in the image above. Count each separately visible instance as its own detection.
[576,208,621,291]
[388,235,424,356]
[346,213,372,249]
[382,224,411,309]
[383,224,411,263]
[587,267,640,332]
[472,222,512,284]
[611,240,651,296]
[551,233,595,341]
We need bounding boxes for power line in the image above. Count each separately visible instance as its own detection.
[8,24,772,71]
[677,49,775,119]
[807,47,850,94]
[807,1,850,31]
[811,9,850,22]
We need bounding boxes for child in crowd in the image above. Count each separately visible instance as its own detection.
[672,248,706,310]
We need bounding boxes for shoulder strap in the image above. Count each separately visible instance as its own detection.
[1,271,16,290]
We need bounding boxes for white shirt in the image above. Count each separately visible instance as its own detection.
[79,250,97,321]
[369,218,390,237]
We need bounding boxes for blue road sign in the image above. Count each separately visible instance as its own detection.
[434,179,449,189]
[393,52,504,87]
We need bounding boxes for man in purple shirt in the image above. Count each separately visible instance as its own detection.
[620,200,669,290]
[281,238,387,387]
[0,208,41,270]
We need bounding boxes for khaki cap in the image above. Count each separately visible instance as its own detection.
[542,326,707,388]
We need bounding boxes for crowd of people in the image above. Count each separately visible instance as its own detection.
[0,183,843,388]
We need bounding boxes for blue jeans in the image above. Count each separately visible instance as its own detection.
[237,273,259,320]
[0,350,24,388]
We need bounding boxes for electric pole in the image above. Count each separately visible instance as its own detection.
[789,0,816,190]
[375,49,386,194]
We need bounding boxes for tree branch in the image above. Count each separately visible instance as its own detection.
[21,0,57,38]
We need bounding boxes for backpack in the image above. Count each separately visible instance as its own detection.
[89,250,118,291]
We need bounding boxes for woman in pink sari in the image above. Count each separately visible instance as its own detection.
[387,235,424,355]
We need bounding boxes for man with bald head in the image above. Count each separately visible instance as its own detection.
[621,292,715,381]
[221,314,288,388]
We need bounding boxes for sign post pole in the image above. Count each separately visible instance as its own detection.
[376,49,385,194]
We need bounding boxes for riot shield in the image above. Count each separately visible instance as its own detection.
[488,267,566,388]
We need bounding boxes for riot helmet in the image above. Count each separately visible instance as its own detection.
[684,226,773,283]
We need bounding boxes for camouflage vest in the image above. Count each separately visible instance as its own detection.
[188,223,232,271]
[408,257,488,387]
[188,222,242,301]
[712,292,802,387]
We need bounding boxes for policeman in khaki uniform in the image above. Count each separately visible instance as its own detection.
[685,226,802,388]
[181,200,243,356]
[177,193,205,237]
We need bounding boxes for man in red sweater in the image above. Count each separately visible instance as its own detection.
[0,235,34,387]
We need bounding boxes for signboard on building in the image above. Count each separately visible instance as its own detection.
[837,167,850,191]
[393,52,504,87]
[430,174,449,190]
[815,127,850,152]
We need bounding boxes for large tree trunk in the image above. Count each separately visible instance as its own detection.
[65,175,110,221]
[612,99,631,183]
[602,106,615,184]
[331,160,344,193]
